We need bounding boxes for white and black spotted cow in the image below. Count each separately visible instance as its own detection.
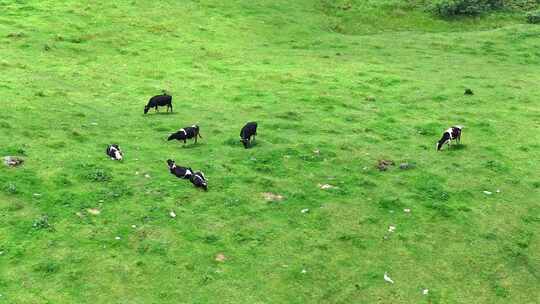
[106,144,123,160]
[167,159,193,179]
[437,126,463,151]
[168,125,202,144]
[240,121,258,149]
[190,171,208,191]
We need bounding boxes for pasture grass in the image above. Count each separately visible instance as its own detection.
[0,0,539,303]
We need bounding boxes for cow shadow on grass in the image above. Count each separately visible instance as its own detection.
[146,112,178,116]
[179,142,206,149]
[451,144,467,151]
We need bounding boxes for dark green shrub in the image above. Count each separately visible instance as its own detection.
[431,0,504,16]
[527,10,540,23]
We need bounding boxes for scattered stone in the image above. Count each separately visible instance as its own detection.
[377,159,394,171]
[144,174,151,178]
[388,225,396,233]
[483,191,492,195]
[496,189,501,193]
[169,211,176,218]
[115,236,121,240]
[215,253,227,262]
[422,289,429,295]
[3,156,24,167]
[403,208,411,213]
[301,208,310,213]
[262,192,284,202]
[399,162,413,170]
[131,225,137,228]
[87,208,100,215]
[319,184,336,190]
[464,89,474,95]
[301,269,307,274]
[384,272,394,284]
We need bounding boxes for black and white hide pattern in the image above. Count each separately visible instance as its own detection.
[190,171,208,191]
[106,144,123,160]
[240,121,258,149]
[437,126,463,151]
[168,125,202,144]
[166,159,193,179]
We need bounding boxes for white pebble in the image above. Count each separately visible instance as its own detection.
[169,211,176,218]
[384,272,394,284]
[422,289,429,295]
[301,208,309,213]
[301,269,307,274]
[483,191,492,195]
[131,225,136,228]
[115,236,121,240]
[388,225,396,233]
[403,208,411,213]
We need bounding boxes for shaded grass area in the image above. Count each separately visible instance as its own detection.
[0,0,539,303]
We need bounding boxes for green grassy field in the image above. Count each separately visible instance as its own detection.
[1,1,540,303]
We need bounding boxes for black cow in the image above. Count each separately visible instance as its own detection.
[144,93,173,114]
[166,159,193,179]
[168,125,202,144]
[240,122,257,149]
[190,171,208,191]
[437,126,463,151]
[106,144,123,160]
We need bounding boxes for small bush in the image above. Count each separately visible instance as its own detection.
[527,10,540,23]
[86,169,112,182]
[33,215,52,230]
[431,0,504,17]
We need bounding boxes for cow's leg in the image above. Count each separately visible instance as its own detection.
[194,136,198,144]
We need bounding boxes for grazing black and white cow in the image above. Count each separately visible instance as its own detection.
[190,171,208,191]
[144,93,173,114]
[168,125,202,144]
[240,121,257,149]
[437,126,463,151]
[106,144,123,160]
[166,159,193,179]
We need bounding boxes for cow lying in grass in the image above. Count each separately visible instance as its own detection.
[240,121,257,149]
[167,159,193,179]
[144,93,173,114]
[190,171,208,191]
[168,125,202,144]
[106,144,123,160]
[437,126,463,151]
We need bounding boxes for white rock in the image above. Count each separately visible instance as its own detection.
[496,189,501,193]
[170,211,176,218]
[144,174,150,178]
[404,208,411,213]
[483,191,492,195]
[422,289,429,295]
[301,269,307,274]
[115,236,121,240]
[131,225,136,228]
[301,208,309,213]
[388,225,396,233]
[384,272,394,284]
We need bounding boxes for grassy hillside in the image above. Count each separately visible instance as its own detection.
[1,1,539,303]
